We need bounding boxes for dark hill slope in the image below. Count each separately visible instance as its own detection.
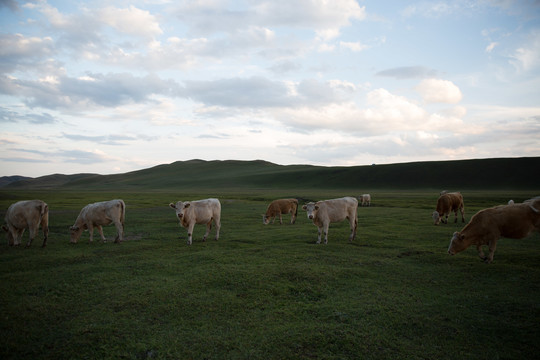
[3,157,539,190]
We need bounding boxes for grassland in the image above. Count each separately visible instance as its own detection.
[1,187,539,360]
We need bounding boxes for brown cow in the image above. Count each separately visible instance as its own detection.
[432,192,465,225]
[70,199,125,243]
[2,200,49,247]
[169,198,221,245]
[448,197,540,263]
[263,198,298,225]
[302,197,358,244]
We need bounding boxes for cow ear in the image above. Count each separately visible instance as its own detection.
[1,225,8,232]
[169,203,176,209]
[70,226,79,231]
[315,205,319,210]
[302,205,307,210]
[460,234,465,240]
[184,203,191,209]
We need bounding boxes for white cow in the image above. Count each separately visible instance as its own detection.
[169,198,221,245]
[70,199,125,243]
[360,194,371,207]
[302,197,358,244]
[2,200,49,247]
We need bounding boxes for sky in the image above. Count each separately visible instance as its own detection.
[1,0,539,177]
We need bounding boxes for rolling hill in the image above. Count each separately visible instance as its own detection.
[1,157,539,190]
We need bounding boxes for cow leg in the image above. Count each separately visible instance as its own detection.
[214,219,220,241]
[187,223,195,245]
[323,224,329,244]
[476,244,487,261]
[349,217,358,242]
[443,214,449,224]
[26,226,37,247]
[203,222,212,242]
[97,225,106,242]
[279,213,283,225]
[113,221,123,243]
[485,240,497,264]
[13,228,24,246]
[316,226,322,244]
[291,212,296,224]
[453,210,458,223]
[460,207,465,223]
[41,223,48,248]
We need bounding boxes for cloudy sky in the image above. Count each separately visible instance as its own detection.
[1,0,539,177]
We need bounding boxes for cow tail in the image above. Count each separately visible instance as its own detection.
[294,199,298,218]
[120,200,126,227]
[39,203,49,228]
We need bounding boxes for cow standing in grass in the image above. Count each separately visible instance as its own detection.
[360,194,371,206]
[169,198,221,245]
[432,192,465,225]
[448,197,540,263]
[70,199,125,243]
[2,200,49,247]
[302,197,358,244]
[263,198,298,225]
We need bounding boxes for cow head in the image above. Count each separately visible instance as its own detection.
[262,215,270,225]
[302,203,319,220]
[448,231,469,255]
[169,201,190,220]
[432,211,441,225]
[69,225,84,243]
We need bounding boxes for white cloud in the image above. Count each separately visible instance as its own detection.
[415,79,463,104]
[509,30,540,72]
[340,41,369,52]
[485,42,498,52]
[98,6,163,40]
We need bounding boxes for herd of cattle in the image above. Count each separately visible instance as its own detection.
[2,192,540,263]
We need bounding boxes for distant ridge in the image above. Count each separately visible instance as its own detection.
[1,157,539,190]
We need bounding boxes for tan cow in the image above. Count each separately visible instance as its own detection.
[302,197,358,244]
[263,198,298,225]
[432,192,465,225]
[169,198,221,245]
[2,200,49,247]
[70,199,125,243]
[448,197,540,263]
[360,194,371,207]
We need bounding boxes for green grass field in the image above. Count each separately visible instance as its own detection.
[1,189,539,359]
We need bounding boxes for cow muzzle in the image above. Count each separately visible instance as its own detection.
[308,215,314,219]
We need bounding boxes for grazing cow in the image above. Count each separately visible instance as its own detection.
[360,194,371,207]
[263,198,298,225]
[302,197,358,244]
[169,198,221,245]
[2,200,49,247]
[448,197,540,263]
[70,199,125,244]
[432,192,465,225]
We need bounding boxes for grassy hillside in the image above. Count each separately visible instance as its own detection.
[3,157,540,190]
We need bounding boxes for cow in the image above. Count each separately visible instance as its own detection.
[360,194,371,207]
[70,199,125,244]
[2,200,49,247]
[432,192,465,225]
[508,199,515,205]
[448,197,540,263]
[263,198,298,225]
[302,197,358,244]
[169,198,221,245]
